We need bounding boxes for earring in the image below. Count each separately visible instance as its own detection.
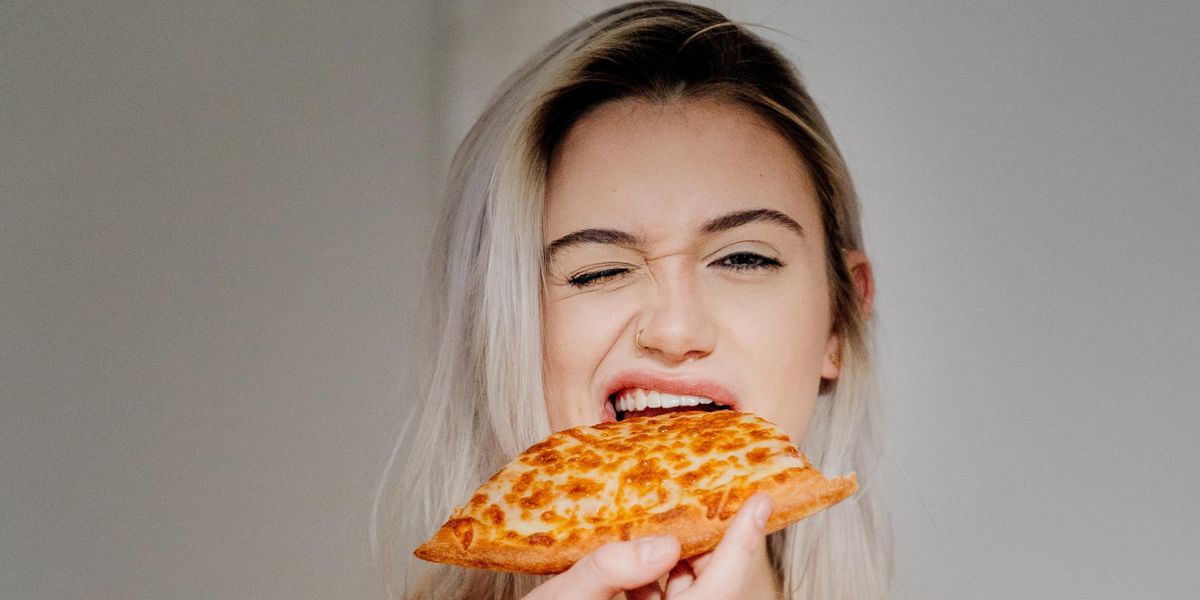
[635,329,648,350]
[830,347,842,368]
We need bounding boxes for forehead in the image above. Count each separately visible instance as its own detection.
[543,99,821,238]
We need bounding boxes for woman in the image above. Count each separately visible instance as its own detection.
[374,2,889,598]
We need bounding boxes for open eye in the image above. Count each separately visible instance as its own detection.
[567,266,632,287]
[710,251,783,272]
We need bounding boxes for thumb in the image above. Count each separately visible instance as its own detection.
[524,536,680,600]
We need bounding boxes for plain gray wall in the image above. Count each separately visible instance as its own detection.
[2,2,440,598]
[3,1,1197,599]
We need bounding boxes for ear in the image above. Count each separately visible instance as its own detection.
[821,249,875,380]
[844,249,874,319]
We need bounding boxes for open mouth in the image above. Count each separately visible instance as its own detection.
[609,388,732,421]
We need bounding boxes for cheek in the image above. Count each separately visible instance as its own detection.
[541,295,630,426]
[755,319,829,441]
[542,300,600,382]
[540,306,578,403]
[720,276,832,363]
[741,307,831,386]
[718,283,832,439]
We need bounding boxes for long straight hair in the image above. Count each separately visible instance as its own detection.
[373,3,890,598]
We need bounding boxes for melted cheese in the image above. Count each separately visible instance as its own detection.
[451,411,807,542]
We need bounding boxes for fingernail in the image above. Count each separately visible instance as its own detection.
[637,536,672,563]
[753,496,771,529]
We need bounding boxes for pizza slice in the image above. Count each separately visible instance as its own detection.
[414,410,856,574]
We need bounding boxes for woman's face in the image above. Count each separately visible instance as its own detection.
[541,99,841,444]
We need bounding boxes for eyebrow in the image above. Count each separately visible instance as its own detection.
[544,208,803,261]
[544,228,641,261]
[701,208,804,237]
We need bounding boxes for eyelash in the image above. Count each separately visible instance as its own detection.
[714,251,784,271]
[567,266,629,287]
[566,252,783,288]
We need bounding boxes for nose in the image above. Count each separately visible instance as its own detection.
[635,264,717,362]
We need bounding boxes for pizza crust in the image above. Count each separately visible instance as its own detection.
[414,411,858,575]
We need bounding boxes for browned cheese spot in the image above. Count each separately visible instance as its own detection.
[512,470,536,494]
[539,510,561,523]
[625,432,655,446]
[677,469,702,489]
[717,437,749,452]
[746,447,772,465]
[520,438,560,461]
[565,430,600,446]
[602,440,635,454]
[583,506,609,524]
[619,522,633,541]
[690,438,715,454]
[468,493,489,508]
[535,448,561,475]
[621,458,669,496]
[700,491,726,520]
[570,448,604,471]
[447,518,474,549]
[775,467,808,482]
[676,459,724,489]
[649,505,687,523]
[534,449,562,465]
[719,480,756,520]
[483,504,505,526]
[519,481,554,510]
[660,447,689,465]
[526,533,555,546]
[560,476,603,500]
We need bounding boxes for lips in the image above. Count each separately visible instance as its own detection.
[602,372,738,422]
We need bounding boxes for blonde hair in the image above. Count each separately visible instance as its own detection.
[373,2,890,598]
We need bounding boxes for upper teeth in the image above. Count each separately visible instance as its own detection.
[614,389,715,412]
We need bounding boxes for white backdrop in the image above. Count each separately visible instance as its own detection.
[3,1,1197,599]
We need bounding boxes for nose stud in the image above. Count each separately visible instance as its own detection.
[635,329,648,350]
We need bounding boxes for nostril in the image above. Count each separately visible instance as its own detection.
[633,320,717,361]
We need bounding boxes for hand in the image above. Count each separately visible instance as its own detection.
[522,493,773,600]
